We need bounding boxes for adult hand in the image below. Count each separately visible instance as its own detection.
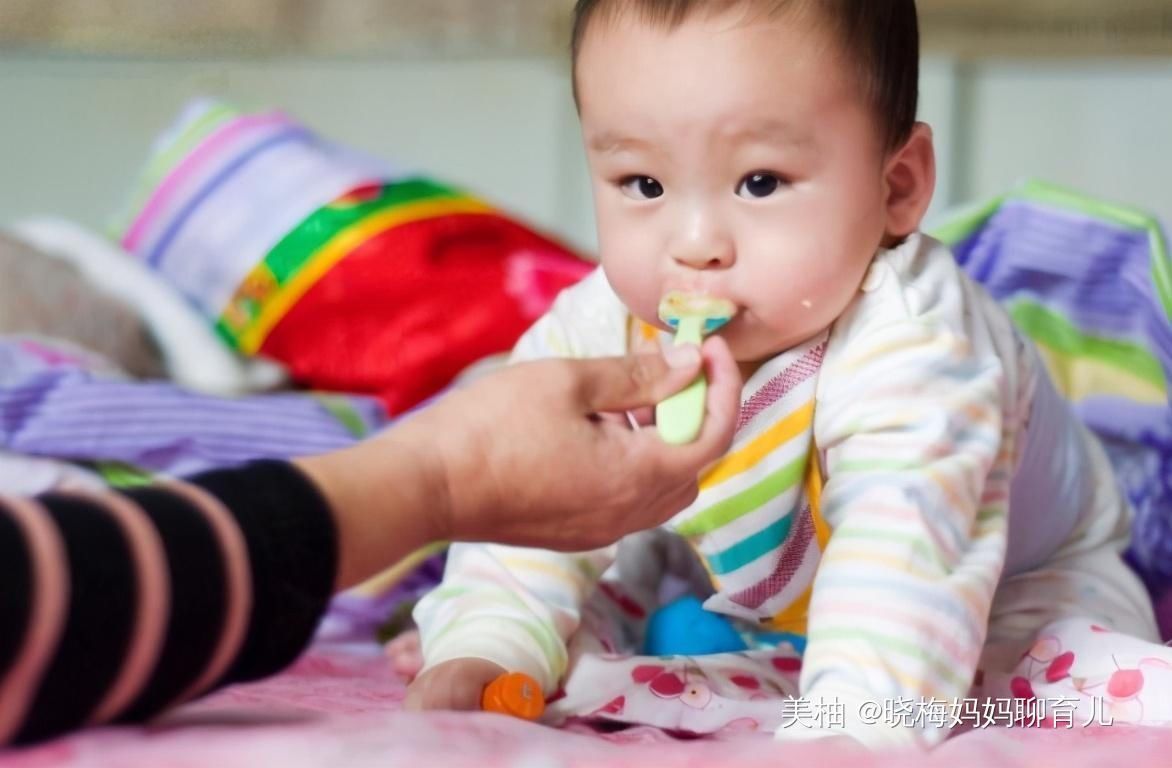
[298,337,741,590]
[428,336,741,551]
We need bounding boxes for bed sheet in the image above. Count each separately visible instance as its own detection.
[3,636,1169,768]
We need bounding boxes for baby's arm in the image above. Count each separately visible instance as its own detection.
[411,271,625,704]
[410,542,616,705]
[783,316,1015,750]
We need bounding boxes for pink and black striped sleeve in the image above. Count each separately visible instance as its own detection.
[0,460,337,747]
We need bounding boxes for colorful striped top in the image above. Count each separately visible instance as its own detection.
[0,461,337,747]
[414,232,1120,749]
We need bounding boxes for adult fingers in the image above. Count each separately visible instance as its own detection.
[691,335,742,455]
[635,336,741,473]
[569,346,703,414]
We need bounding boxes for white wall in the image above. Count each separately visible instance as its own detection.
[0,51,1169,259]
[0,53,591,248]
[955,59,1172,228]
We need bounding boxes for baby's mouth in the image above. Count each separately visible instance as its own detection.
[656,291,739,336]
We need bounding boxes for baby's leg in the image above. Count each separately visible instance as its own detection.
[576,529,687,655]
[978,543,1169,726]
[986,446,1156,656]
[979,453,1163,724]
[982,542,1159,676]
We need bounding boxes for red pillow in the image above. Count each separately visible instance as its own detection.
[116,101,592,414]
[257,186,593,413]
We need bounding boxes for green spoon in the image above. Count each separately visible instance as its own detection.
[655,292,737,445]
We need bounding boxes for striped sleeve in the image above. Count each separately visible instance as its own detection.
[782,314,1016,750]
[0,460,337,747]
[414,270,624,693]
[413,542,617,694]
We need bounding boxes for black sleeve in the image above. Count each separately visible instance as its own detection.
[190,460,339,685]
[0,460,339,747]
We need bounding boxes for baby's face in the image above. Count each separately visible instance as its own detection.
[577,8,893,362]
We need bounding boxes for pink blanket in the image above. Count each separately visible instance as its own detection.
[4,639,1171,768]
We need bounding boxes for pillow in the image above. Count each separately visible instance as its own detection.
[9,217,287,395]
[113,99,593,414]
[0,230,165,380]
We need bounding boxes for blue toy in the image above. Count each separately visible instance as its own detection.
[642,595,749,656]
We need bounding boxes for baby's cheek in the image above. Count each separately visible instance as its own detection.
[602,259,661,325]
[779,257,858,315]
[741,275,845,352]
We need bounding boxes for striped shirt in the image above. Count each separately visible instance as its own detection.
[0,460,336,747]
[414,233,1119,748]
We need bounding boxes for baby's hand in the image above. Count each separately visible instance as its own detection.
[403,658,507,712]
[385,629,423,680]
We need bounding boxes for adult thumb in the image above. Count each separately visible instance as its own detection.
[575,345,702,413]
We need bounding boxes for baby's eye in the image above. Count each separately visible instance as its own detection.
[620,176,665,201]
[736,172,784,199]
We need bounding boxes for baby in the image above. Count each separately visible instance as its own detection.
[402,0,1160,749]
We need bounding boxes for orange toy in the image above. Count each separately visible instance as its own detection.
[481,672,545,721]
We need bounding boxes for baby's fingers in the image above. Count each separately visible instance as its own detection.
[404,659,505,712]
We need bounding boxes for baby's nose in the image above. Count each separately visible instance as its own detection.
[669,217,735,270]
[672,247,733,270]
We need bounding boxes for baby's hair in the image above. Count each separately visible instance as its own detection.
[571,0,920,151]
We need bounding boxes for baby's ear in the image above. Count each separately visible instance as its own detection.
[882,122,937,239]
